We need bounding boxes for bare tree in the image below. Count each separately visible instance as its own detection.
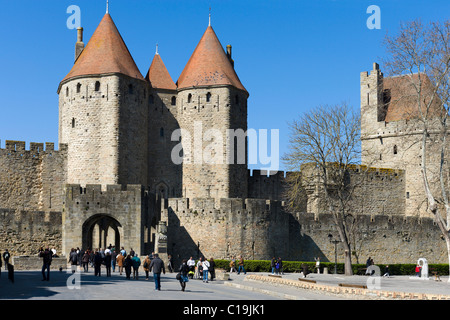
[283,103,363,275]
[382,19,450,278]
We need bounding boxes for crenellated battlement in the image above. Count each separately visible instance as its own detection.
[165,197,284,214]
[1,140,68,154]
[294,210,435,228]
[64,184,147,206]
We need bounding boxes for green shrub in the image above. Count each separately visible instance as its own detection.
[212,259,449,276]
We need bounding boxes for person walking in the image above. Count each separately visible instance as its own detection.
[270,257,277,274]
[187,257,195,279]
[229,256,237,273]
[237,256,246,275]
[209,258,216,281]
[383,265,390,277]
[82,250,90,272]
[69,248,79,273]
[149,253,166,291]
[104,251,112,277]
[116,252,124,275]
[3,249,10,271]
[277,257,284,275]
[196,257,203,280]
[132,254,141,280]
[143,255,151,280]
[124,254,133,279]
[111,249,117,273]
[178,259,189,292]
[202,257,210,283]
[314,257,321,274]
[39,247,52,281]
[167,254,174,273]
[94,250,103,276]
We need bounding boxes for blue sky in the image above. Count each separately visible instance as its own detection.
[0,0,448,172]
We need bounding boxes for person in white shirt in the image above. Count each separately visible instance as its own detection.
[202,258,210,283]
[187,257,196,279]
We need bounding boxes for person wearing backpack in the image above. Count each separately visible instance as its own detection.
[69,248,79,273]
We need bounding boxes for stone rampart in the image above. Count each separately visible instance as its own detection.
[0,208,62,259]
[0,140,67,212]
[164,197,290,263]
[292,211,447,264]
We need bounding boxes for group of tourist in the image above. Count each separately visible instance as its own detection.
[228,255,247,275]
[270,257,284,275]
[1,246,250,293]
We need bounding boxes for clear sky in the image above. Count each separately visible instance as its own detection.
[0,0,448,172]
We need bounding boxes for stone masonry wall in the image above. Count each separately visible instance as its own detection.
[62,184,153,257]
[163,197,290,265]
[0,141,67,212]
[292,211,447,264]
[59,74,149,187]
[360,64,446,217]
[177,86,248,200]
[0,208,62,258]
[147,88,182,197]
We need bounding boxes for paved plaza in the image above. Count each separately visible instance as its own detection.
[1,266,450,301]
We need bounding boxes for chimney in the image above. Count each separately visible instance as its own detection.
[75,27,85,62]
[226,45,234,68]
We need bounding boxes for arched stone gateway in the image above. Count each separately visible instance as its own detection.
[62,184,155,257]
[82,214,122,251]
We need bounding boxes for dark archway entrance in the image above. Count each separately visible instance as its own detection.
[82,214,122,251]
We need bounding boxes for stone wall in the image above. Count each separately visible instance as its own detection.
[62,184,155,257]
[0,141,67,212]
[292,211,447,264]
[147,88,182,197]
[248,169,286,200]
[163,197,290,264]
[58,74,149,187]
[176,86,248,199]
[360,64,446,217]
[0,208,62,258]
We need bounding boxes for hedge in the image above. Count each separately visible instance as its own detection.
[211,259,450,276]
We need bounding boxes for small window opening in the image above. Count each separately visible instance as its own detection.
[95,81,100,91]
[77,83,82,93]
[188,94,192,103]
[72,118,76,128]
[149,94,154,104]
[206,92,211,102]
[160,127,164,137]
[171,96,176,106]
[128,84,134,94]
[393,145,398,155]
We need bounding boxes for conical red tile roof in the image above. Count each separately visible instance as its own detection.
[145,53,176,90]
[177,26,247,93]
[60,13,144,84]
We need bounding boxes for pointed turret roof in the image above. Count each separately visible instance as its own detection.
[145,53,176,91]
[177,26,247,94]
[60,13,144,86]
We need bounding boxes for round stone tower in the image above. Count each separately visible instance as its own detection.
[176,22,249,199]
[57,13,149,187]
